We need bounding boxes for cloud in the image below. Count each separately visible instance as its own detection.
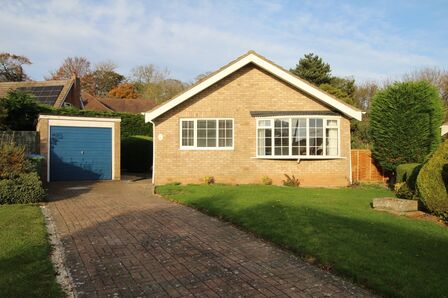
[0,0,445,83]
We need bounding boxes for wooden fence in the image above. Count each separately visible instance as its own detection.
[0,131,40,154]
[351,149,388,183]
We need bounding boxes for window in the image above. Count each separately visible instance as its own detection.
[180,119,233,149]
[256,117,339,158]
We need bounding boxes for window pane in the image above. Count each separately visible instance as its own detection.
[258,119,271,127]
[309,118,323,155]
[257,128,272,156]
[274,119,289,156]
[292,118,306,156]
[181,120,194,147]
[327,119,337,126]
[218,120,233,147]
[326,127,338,156]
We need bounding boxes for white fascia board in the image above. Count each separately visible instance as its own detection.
[144,53,363,122]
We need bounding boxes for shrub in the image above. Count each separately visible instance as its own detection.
[203,176,215,185]
[394,183,415,200]
[0,143,33,179]
[0,90,42,130]
[49,108,153,138]
[395,163,422,191]
[370,81,444,172]
[417,140,448,221]
[0,172,46,204]
[261,176,273,185]
[283,174,300,187]
[121,135,152,173]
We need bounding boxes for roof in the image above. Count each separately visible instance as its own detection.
[82,92,157,114]
[0,78,75,108]
[144,51,364,122]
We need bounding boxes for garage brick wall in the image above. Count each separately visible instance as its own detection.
[153,64,352,187]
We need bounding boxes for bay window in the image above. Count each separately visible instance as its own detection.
[257,117,339,158]
[180,119,233,149]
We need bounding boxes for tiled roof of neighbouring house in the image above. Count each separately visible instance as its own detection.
[0,78,75,107]
[82,92,157,114]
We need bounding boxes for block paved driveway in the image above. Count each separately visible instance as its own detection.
[47,180,373,297]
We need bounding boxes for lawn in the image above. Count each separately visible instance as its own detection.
[157,184,448,298]
[0,205,62,297]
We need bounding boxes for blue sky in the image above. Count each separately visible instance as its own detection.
[1,0,447,83]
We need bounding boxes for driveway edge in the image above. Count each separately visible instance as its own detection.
[41,204,76,298]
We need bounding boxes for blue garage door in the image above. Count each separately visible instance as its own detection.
[50,126,112,181]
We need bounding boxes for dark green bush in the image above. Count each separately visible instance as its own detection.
[0,90,41,130]
[416,140,448,221]
[47,108,153,138]
[395,163,421,191]
[121,135,152,173]
[0,172,46,204]
[370,81,444,172]
[394,183,416,200]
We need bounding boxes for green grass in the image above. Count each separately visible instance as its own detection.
[0,205,62,297]
[157,184,448,298]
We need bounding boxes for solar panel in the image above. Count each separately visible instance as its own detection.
[18,85,64,106]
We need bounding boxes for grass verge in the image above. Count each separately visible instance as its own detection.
[0,204,62,297]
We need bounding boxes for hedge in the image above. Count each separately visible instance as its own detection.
[395,163,421,190]
[416,140,448,221]
[45,108,153,138]
[121,135,153,173]
[370,81,443,172]
[0,172,46,204]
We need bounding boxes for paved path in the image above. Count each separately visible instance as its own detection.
[47,180,372,297]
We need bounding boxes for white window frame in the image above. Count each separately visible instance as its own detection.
[179,118,234,150]
[255,115,341,159]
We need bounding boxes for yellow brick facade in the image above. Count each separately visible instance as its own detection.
[153,65,352,187]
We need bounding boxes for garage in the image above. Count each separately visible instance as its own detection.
[37,115,121,182]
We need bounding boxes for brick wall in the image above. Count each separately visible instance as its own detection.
[351,149,388,183]
[153,64,353,187]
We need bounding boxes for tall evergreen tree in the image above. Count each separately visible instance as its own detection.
[290,53,332,86]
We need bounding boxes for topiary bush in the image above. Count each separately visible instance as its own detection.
[48,107,153,138]
[121,135,153,173]
[417,140,448,221]
[395,163,421,190]
[370,81,444,172]
[0,172,46,204]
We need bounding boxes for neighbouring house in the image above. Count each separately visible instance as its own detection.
[0,75,82,108]
[82,91,157,114]
[441,122,448,136]
[144,51,363,187]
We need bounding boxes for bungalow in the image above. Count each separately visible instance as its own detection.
[144,51,363,187]
[0,75,82,108]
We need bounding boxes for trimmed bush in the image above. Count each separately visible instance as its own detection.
[0,172,46,204]
[48,108,153,138]
[416,140,448,221]
[395,163,421,191]
[121,135,152,173]
[370,81,444,172]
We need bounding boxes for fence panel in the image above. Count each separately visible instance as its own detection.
[351,149,388,183]
[0,131,40,154]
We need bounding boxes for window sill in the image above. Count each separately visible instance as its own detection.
[179,147,234,151]
[251,156,346,160]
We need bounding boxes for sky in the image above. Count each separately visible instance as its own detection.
[1,0,447,83]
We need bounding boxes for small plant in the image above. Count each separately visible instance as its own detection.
[203,176,215,185]
[283,174,300,187]
[394,182,415,200]
[261,176,273,185]
[172,181,181,186]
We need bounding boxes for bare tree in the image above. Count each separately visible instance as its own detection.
[353,81,379,111]
[130,64,169,85]
[0,53,31,82]
[48,56,91,80]
[402,67,448,103]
